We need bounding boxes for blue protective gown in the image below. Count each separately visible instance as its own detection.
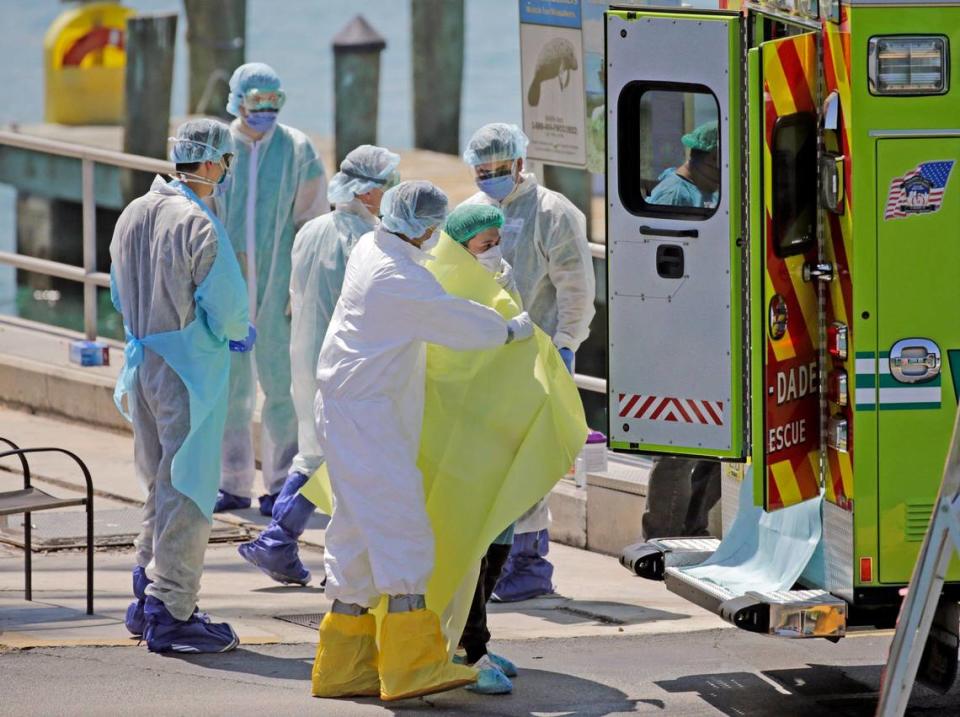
[648,168,716,208]
[217,120,328,497]
[110,176,248,618]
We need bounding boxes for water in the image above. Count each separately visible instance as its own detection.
[0,0,522,331]
[0,0,521,146]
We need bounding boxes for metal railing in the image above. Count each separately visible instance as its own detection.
[0,129,608,394]
[0,129,171,340]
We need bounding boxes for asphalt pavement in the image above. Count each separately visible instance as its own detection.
[2,629,958,715]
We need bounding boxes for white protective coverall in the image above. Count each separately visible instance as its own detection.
[288,199,377,477]
[219,120,329,497]
[111,177,248,619]
[463,172,595,531]
[316,227,511,607]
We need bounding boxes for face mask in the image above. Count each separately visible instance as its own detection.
[476,173,516,202]
[246,111,278,133]
[475,244,503,274]
[214,171,232,198]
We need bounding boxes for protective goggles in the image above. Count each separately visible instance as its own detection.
[340,167,400,189]
[242,88,286,112]
[474,161,516,181]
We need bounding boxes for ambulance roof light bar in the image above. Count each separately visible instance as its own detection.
[869,36,949,96]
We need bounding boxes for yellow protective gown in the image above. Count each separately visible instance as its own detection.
[302,232,586,647]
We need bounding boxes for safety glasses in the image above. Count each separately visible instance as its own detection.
[383,171,401,190]
[474,162,515,181]
[242,88,286,112]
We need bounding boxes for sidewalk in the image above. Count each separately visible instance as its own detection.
[0,405,725,651]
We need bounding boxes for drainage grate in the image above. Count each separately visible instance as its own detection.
[0,508,247,550]
[275,613,325,631]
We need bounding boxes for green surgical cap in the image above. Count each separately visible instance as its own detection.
[681,120,719,152]
[445,205,504,245]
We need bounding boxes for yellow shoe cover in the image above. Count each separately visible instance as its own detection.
[311,612,381,698]
[379,608,478,701]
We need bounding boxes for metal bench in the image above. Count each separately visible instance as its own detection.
[0,438,94,615]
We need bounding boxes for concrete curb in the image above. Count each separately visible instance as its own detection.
[0,352,129,433]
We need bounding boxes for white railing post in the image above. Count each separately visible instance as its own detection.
[81,158,97,340]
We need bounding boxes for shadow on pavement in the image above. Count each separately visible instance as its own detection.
[489,597,686,627]
[657,669,863,717]
[338,668,649,716]
[250,584,325,595]
[653,664,949,717]
[163,654,646,716]
[167,647,314,681]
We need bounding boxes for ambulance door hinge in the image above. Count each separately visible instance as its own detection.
[802,262,834,283]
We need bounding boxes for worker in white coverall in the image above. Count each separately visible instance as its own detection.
[215,62,329,515]
[111,119,249,653]
[238,145,401,585]
[311,181,535,701]
[461,123,596,601]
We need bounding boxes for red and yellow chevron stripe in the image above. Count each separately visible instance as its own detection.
[822,12,855,510]
[762,33,821,511]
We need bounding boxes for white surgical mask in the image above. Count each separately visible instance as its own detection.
[476,244,503,274]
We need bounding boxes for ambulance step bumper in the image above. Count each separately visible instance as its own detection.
[621,539,847,638]
[666,567,847,639]
[619,538,721,580]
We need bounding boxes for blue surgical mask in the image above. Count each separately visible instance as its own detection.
[246,110,278,133]
[214,173,231,199]
[476,173,516,202]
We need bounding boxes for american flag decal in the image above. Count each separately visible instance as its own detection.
[618,393,724,426]
[884,160,955,220]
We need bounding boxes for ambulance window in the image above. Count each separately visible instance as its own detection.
[617,82,720,220]
[772,113,817,257]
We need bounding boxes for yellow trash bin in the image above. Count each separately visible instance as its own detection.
[44,2,135,125]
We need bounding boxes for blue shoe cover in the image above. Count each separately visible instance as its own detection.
[237,512,312,586]
[488,651,518,678]
[465,656,513,695]
[124,566,151,636]
[143,597,239,654]
[214,490,251,512]
[258,491,279,517]
[271,472,310,521]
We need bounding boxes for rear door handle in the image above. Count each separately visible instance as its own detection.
[639,225,699,239]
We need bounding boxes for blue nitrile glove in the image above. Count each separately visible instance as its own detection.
[558,347,574,374]
[229,324,257,352]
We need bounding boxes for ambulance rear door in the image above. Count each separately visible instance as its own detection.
[750,31,823,511]
[606,8,744,460]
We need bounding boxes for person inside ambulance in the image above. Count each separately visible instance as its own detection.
[648,120,720,209]
[642,120,722,540]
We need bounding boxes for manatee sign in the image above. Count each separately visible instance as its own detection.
[519,0,587,167]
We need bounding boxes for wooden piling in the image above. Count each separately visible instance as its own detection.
[411,0,464,154]
[543,164,593,239]
[184,0,246,118]
[122,13,177,205]
[333,15,386,169]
